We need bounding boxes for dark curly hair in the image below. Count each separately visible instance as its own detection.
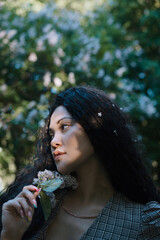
[0,86,160,239]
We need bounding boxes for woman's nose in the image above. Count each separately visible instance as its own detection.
[50,133,62,148]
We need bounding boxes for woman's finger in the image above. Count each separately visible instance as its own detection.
[17,186,41,209]
[3,199,30,221]
[17,197,33,221]
[23,185,39,193]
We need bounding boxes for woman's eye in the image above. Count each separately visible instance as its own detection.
[50,134,54,139]
[61,124,70,131]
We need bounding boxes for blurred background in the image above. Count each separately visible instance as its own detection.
[0,0,160,191]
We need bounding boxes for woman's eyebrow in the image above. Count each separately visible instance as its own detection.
[57,116,73,124]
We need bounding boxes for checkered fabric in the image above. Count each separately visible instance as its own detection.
[31,191,160,239]
[80,192,160,240]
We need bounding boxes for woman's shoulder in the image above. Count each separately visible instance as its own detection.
[137,200,160,239]
[142,200,160,221]
[102,191,160,239]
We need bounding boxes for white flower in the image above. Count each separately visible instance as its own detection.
[43,72,51,87]
[0,30,6,39]
[38,119,45,127]
[7,29,17,39]
[32,169,78,220]
[68,72,76,84]
[28,53,37,62]
[115,67,127,77]
[53,77,62,87]
[57,48,65,57]
[36,39,45,51]
[0,84,7,91]
[54,56,62,66]
[10,40,18,51]
[47,30,59,46]
[139,95,156,116]
[109,93,116,100]
[27,101,36,109]
[42,24,52,33]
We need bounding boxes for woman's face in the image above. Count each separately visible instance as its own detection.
[49,106,95,174]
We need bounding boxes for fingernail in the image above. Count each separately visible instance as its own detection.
[27,211,32,222]
[32,199,37,208]
[20,209,24,218]
[38,188,41,193]
[38,188,41,198]
[33,187,39,192]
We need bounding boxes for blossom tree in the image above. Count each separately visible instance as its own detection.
[0,0,159,189]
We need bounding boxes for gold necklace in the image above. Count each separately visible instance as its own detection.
[62,206,98,219]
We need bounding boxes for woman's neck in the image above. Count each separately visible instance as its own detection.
[65,156,114,208]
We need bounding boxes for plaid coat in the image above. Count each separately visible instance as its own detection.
[32,191,160,240]
[80,192,160,240]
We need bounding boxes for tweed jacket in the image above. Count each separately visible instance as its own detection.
[32,191,160,240]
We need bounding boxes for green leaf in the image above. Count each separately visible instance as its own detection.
[40,178,63,192]
[40,190,52,220]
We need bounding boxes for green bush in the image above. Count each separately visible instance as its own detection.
[0,0,159,189]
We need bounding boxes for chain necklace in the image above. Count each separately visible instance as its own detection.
[62,206,98,219]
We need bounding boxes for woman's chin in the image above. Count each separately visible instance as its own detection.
[57,167,71,175]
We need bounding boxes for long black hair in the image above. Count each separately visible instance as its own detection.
[48,86,160,203]
[0,86,160,239]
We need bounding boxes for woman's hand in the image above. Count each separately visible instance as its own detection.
[1,185,41,240]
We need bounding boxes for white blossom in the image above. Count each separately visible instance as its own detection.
[68,72,76,84]
[43,72,51,87]
[139,95,156,116]
[36,39,45,51]
[28,52,37,62]
[0,84,7,91]
[47,30,59,46]
[53,77,62,87]
[10,40,18,51]
[42,24,52,33]
[27,101,36,109]
[109,93,116,100]
[7,29,17,39]
[54,56,62,66]
[0,30,6,39]
[57,48,65,57]
[115,66,127,77]
[39,119,45,127]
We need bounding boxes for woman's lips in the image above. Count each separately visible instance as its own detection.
[54,153,66,161]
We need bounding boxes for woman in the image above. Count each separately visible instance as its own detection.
[0,86,160,240]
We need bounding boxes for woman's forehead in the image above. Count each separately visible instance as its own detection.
[50,106,72,124]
